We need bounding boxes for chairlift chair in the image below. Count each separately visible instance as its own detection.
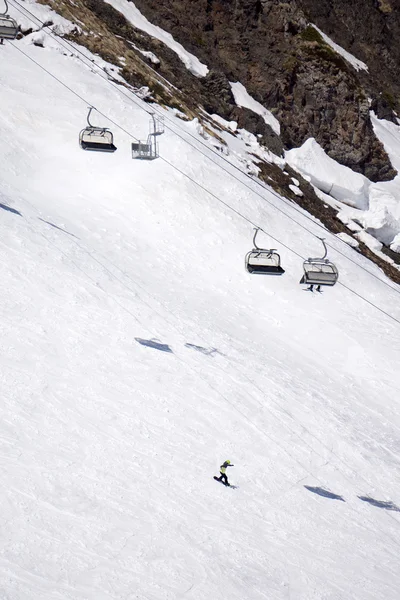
[0,1,18,41]
[245,228,285,275]
[132,114,164,161]
[300,238,339,287]
[131,142,156,160]
[79,107,117,153]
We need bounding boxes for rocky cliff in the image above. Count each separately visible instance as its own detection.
[129,0,400,181]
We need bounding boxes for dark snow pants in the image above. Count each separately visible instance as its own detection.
[218,473,228,485]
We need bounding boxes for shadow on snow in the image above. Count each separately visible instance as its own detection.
[304,486,345,502]
[185,343,224,357]
[0,202,22,216]
[135,338,173,353]
[358,496,400,512]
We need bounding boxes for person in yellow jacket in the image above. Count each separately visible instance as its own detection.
[216,460,234,486]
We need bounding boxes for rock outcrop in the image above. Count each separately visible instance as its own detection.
[130,0,399,181]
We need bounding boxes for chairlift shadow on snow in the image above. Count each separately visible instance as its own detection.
[0,202,22,216]
[304,486,345,502]
[135,338,173,353]
[358,496,400,512]
[38,218,79,238]
[185,343,224,357]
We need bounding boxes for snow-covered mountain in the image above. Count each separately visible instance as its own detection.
[1,2,400,599]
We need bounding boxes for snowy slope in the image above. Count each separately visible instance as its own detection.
[1,5,400,600]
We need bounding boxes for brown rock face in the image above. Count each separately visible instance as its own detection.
[130,0,399,181]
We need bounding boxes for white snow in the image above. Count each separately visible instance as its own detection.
[1,4,400,600]
[104,0,209,77]
[356,230,383,252]
[8,0,79,35]
[335,115,400,253]
[285,117,400,256]
[230,81,281,135]
[139,49,160,65]
[211,114,238,132]
[288,184,303,197]
[391,233,400,252]
[285,137,370,209]
[312,25,369,72]
[336,232,360,248]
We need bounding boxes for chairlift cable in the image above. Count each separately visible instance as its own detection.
[8,0,154,116]
[9,43,140,141]
[160,157,400,326]
[7,43,400,327]
[8,0,400,296]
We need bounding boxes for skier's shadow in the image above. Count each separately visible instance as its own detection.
[185,343,224,356]
[0,202,22,216]
[358,496,400,512]
[304,485,345,502]
[135,338,173,353]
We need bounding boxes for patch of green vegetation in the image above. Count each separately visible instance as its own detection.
[283,55,299,72]
[382,90,397,110]
[299,25,350,73]
[150,81,183,110]
[120,67,149,89]
[304,43,349,72]
[194,34,205,47]
[300,25,324,44]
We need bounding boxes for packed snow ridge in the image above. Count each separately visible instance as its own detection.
[104,0,209,77]
[230,81,281,135]
[312,25,369,72]
[285,115,400,258]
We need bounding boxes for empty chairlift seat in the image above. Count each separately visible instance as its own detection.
[300,238,339,287]
[245,228,285,275]
[80,127,116,152]
[0,15,18,39]
[79,107,117,153]
[0,0,18,41]
[132,114,164,161]
[131,141,154,160]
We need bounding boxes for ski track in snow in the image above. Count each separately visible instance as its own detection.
[0,4,400,600]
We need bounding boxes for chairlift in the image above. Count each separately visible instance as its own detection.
[245,228,285,275]
[79,107,117,153]
[132,113,164,160]
[0,0,18,42]
[300,237,339,287]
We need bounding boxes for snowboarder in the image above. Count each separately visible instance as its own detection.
[215,460,234,486]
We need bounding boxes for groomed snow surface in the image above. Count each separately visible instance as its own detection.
[1,3,400,600]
